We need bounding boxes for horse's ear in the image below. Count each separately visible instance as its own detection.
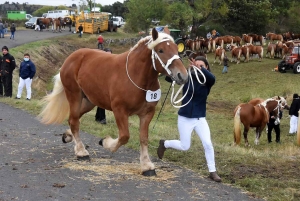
[277,96,280,100]
[152,28,159,41]
[163,26,170,35]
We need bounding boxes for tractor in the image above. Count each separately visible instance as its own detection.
[278,43,300,74]
[153,26,186,54]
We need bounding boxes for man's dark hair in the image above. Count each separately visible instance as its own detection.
[104,48,112,53]
[24,53,30,57]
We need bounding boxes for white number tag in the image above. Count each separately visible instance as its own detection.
[146,89,161,102]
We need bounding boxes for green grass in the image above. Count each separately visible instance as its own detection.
[1,31,300,201]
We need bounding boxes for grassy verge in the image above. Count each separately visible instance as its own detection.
[1,30,300,201]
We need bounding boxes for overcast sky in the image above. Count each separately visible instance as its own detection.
[16,0,124,6]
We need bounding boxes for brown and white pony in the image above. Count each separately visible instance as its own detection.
[214,46,225,65]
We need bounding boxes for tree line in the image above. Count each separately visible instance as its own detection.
[102,0,300,37]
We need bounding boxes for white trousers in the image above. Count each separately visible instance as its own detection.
[17,77,32,99]
[35,25,40,31]
[289,115,298,134]
[164,115,216,172]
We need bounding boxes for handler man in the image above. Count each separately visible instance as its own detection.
[1,46,16,97]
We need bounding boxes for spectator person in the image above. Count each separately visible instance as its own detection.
[0,46,16,98]
[10,23,16,40]
[97,34,104,50]
[0,20,4,38]
[222,55,229,74]
[68,18,72,32]
[267,109,282,143]
[4,21,8,34]
[95,48,112,124]
[289,93,300,135]
[206,32,211,39]
[15,53,36,100]
[78,24,83,38]
[157,56,221,182]
[0,54,3,96]
[35,18,40,31]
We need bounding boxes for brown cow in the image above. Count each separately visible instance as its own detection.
[246,43,264,61]
[214,46,225,65]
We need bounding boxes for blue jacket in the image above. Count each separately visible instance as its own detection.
[19,60,36,79]
[178,68,215,118]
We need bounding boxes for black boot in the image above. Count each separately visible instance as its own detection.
[157,140,166,159]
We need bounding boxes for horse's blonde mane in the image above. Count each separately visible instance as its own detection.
[261,98,276,107]
[147,33,174,50]
[129,32,174,53]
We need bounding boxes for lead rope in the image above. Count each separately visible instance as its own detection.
[170,65,207,108]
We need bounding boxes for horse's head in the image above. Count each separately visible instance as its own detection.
[148,27,188,85]
[274,96,289,110]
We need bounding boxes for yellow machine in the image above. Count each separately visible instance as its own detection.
[75,11,117,34]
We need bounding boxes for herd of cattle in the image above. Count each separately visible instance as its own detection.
[183,31,300,65]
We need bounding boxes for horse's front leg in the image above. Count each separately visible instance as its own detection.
[138,112,156,176]
[99,109,129,152]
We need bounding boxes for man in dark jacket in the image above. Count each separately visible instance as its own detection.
[267,109,282,143]
[289,93,300,134]
[1,46,16,97]
[78,24,83,38]
[0,54,2,96]
[15,53,36,100]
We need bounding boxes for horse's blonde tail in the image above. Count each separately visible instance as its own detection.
[260,47,264,60]
[237,49,241,64]
[38,73,70,124]
[246,47,249,62]
[234,106,242,145]
[271,46,274,58]
[297,111,300,145]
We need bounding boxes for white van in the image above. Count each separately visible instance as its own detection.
[112,16,125,27]
[45,10,69,18]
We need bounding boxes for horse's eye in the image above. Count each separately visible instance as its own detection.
[158,49,163,53]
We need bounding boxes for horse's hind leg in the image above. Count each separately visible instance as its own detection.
[243,126,250,146]
[100,109,129,153]
[65,92,95,159]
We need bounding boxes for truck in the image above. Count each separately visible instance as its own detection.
[75,11,117,34]
[112,16,125,27]
[278,42,300,74]
[43,10,70,19]
[7,11,32,20]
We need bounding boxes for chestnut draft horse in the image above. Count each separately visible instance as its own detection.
[38,28,189,176]
[266,32,283,42]
[233,98,285,146]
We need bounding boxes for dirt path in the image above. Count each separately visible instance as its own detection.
[0,30,263,201]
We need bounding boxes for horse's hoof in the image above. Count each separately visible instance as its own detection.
[99,138,104,146]
[77,155,90,161]
[62,133,68,143]
[142,169,157,177]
